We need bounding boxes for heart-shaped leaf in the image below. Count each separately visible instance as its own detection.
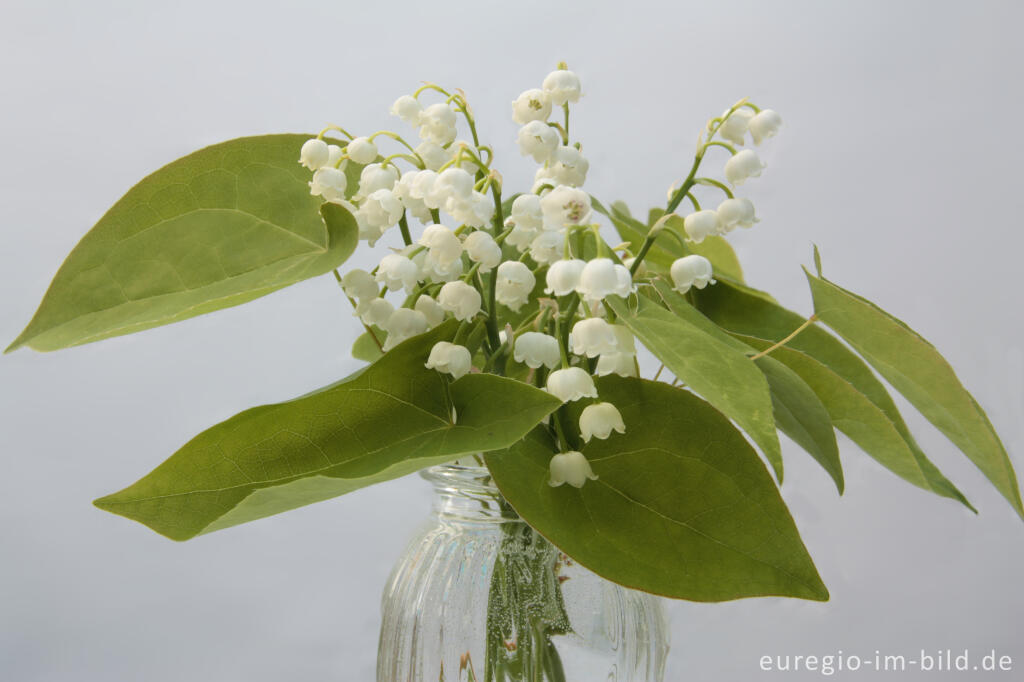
[8,134,358,352]
[805,270,1022,518]
[485,376,828,602]
[94,323,561,540]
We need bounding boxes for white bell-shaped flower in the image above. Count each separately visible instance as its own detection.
[495,261,536,311]
[358,163,399,198]
[545,258,586,296]
[359,297,394,328]
[346,137,378,165]
[309,166,347,202]
[613,264,634,297]
[683,210,721,243]
[381,308,429,351]
[724,149,766,186]
[510,194,544,232]
[392,171,433,224]
[532,167,558,193]
[517,121,560,164]
[545,367,598,402]
[419,224,463,267]
[463,231,502,272]
[360,189,404,233]
[512,88,552,125]
[341,268,378,301]
[621,256,646,277]
[596,352,638,377]
[719,109,753,146]
[425,341,472,379]
[432,167,475,207]
[716,198,759,232]
[414,140,451,171]
[548,146,589,187]
[417,250,464,283]
[548,451,597,488]
[579,402,626,441]
[576,258,621,303]
[513,331,561,369]
[419,103,458,145]
[327,145,344,167]
[376,253,420,292]
[408,170,440,207]
[391,95,423,126]
[670,255,715,294]
[542,69,582,106]
[299,138,330,170]
[540,185,592,229]
[748,109,782,145]
[570,317,619,358]
[529,230,564,265]
[448,192,493,229]
[415,294,446,328]
[437,280,481,321]
[505,223,539,252]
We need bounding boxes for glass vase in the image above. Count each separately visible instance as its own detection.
[377,463,669,681]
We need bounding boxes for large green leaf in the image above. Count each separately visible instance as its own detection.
[606,294,782,480]
[694,280,972,509]
[486,376,828,602]
[8,134,358,352]
[805,271,1023,518]
[755,356,843,493]
[94,323,561,540]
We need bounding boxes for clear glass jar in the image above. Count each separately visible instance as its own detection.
[377,463,669,681]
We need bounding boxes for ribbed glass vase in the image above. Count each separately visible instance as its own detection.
[377,463,669,681]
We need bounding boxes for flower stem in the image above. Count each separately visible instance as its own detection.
[749,314,819,360]
[398,213,413,247]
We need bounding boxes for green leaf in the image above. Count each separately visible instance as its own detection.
[351,327,385,362]
[755,356,843,493]
[694,280,972,509]
[662,214,745,283]
[94,323,561,540]
[606,294,783,480]
[486,376,828,602]
[805,270,1023,518]
[8,134,358,352]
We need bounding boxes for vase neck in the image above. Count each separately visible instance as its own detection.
[420,463,521,524]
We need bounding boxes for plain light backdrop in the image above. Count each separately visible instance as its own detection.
[2,1,1022,680]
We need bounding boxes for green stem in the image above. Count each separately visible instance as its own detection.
[398,212,413,246]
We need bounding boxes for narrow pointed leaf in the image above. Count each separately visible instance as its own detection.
[805,270,1022,518]
[694,280,972,509]
[486,376,828,602]
[94,323,561,540]
[9,134,358,352]
[606,295,782,480]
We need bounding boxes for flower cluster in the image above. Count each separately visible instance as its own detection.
[298,65,780,490]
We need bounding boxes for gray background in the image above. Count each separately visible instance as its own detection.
[2,1,1022,680]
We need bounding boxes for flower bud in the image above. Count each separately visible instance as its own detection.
[391,95,423,126]
[381,308,429,351]
[415,294,446,328]
[542,69,582,106]
[570,317,619,358]
[724,149,766,186]
[463,231,502,272]
[548,451,598,488]
[748,109,782,145]
[495,261,536,311]
[548,146,589,187]
[309,166,347,202]
[299,138,330,170]
[683,210,720,243]
[529,230,564,265]
[425,341,472,379]
[419,224,463,267]
[517,121,560,164]
[576,258,620,303]
[579,402,626,441]
[545,367,598,402]
[540,185,592,229]
[346,136,378,165]
[513,88,553,125]
[670,255,715,294]
[716,197,758,232]
[438,280,482,321]
[545,258,585,296]
[376,253,420,292]
[513,331,561,369]
[341,268,378,301]
[718,109,753,146]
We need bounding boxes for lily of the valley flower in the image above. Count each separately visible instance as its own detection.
[749,109,782,145]
[419,224,463,267]
[463,231,502,272]
[419,102,458,145]
[579,402,626,441]
[309,167,347,202]
[548,451,597,488]
[570,317,619,358]
[340,269,378,302]
[391,95,422,126]
[376,253,420,292]
[358,164,399,197]
[359,189,403,236]
[545,258,586,296]
[425,341,472,379]
[346,136,379,165]
[670,255,715,294]
[528,230,564,265]
[381,308,429,351]
[540,185,592,228]
[719,109,753,146]
[414,294,446,328]
[545,367,598,402]
[510,194,544,231]
[576,258,632,303]
[512,88,552,125]
[437,280,482,321]
[495,261,536,311]
[724,149,766,186]
[513,332,561,369]
[547,146,589,187]
[299,138,330,170]
[716,197,758,232]
[517,120,560,163]
[542,69,582,106]
[683,210,720,243]
[359,297,394,328]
